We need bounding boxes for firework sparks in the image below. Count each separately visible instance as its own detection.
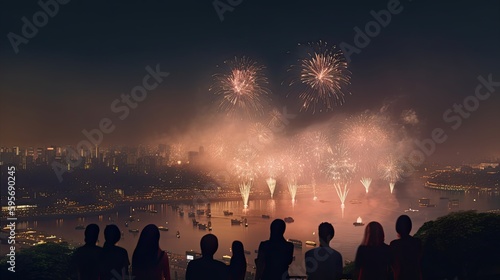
[259,156,283,198]
[325,144,356,185]
[211,56,270,117]
[288,41,351,113]
[239,181,252,208]
[288,179,298,202]
[380,156,403,193]
[360,177,372,193]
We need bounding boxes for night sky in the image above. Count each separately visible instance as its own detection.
[1,0,499,161]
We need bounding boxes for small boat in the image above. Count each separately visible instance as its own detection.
[158,226,169,231]
[192,219,199,226]
[287,239,302,248]
[404,207,419,213]
[188,212,196,218]
[350,199,362,204]
[179,210,184,217]
[284,217,294,223]
[149,209,158,214]
[196,209,205,215]
[244,218,248,227]
[198,224,207,230]
[231,219,242,225]
[206,212,212,218]
[125,222,129,227]
[208,221,212,231]
[223,210,234,216]
[129,229,140,233]
[305,241,317,247]
[353,217,365,226]
[261,214,270,219]
[176,231,180,238]
[75,225,85,230]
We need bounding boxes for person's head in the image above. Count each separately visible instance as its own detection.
[395,215,412,237]
[132,224,160,269]
[104,224,121,245]
[361,221,385,246]
[231,240,244,257]
[270,219,286,240]
[84,224,99,245]
[318,222,335,245]
[200,234,218,257]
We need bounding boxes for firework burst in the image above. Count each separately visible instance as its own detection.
[211,56,270,117]
[288,41,351,113]
[325,144,356,185]
[300,130,331,199]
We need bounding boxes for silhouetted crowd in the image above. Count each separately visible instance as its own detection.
[72,215,422,280]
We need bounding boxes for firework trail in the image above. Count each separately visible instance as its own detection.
[231,142,258,207]
[210,56,270,117]
[334,183,349,218]
[301,131,331,200]
[360,177,372,193]
[287,41,351,113]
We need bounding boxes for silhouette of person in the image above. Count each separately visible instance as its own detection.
[390,215,422,280]
[72,224,103,280]
[229,240,247,280]
[100,224,130,280]
[354,221,391,280]
[305,222,343,280]
[255,219,294,280]
[131,224,171,280]
[186,233,229,280]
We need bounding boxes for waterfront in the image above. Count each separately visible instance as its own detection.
[4,175,500,276]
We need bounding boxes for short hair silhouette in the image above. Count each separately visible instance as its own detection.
[200,234,218,257]
[395,215,412,236]
[104,224,121,245]
[362,221,385,246]
[270,219,286,240]
[318,222,335,244]
[84,224,99,244]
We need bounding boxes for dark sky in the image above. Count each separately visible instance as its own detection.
[1,0,499,161]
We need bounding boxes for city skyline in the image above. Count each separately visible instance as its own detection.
[1,0,499,162]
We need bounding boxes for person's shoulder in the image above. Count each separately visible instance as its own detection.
[305,247,318,257]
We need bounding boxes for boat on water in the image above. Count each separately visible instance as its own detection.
[176,231,180,238]
[353,217,365,226]
[261,214,270,219]
[149,209,158,214]
[350,199,362,204]
[223,210,234,216]
[75,225,85,230]
[125,222,129,227]
[196,209,205,215]
[179,210,184,217]
[287,239,302,248]
[158,226,168,231]
[192,219,199,226]
[188,212,196,218]
[129,229,140,233]
[405,207,419,213]
[208,221,212,231]
[305,241,317,247]
[284,217,294,223]
[244,218,248,227]
[231,219,242,225]
[418,198,436,207]
[198,224,208,230]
